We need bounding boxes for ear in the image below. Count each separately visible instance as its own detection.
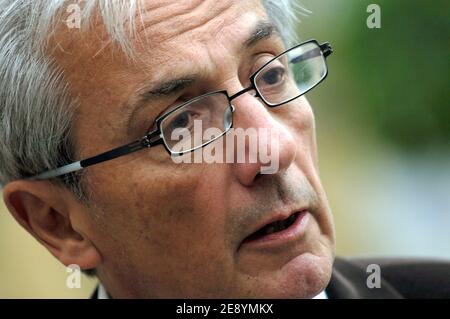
[2,180,101,270]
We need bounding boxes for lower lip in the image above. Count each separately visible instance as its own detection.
[240,210,311,250]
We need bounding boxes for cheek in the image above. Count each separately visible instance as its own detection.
[88,161,238,296]
[88,159,199,237]
[277,97,317,165]
[288,97,316,138]
[88,160,232,255]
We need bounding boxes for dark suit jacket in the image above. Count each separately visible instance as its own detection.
[91,257,450,299]
[327,257,450,298]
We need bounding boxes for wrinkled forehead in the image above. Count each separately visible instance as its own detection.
[51,0,268,70]
[136,0,267,49]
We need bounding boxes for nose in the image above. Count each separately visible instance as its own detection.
[228,92,297,186]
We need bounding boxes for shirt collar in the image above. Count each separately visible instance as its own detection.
[313,290,328,299]
[97,283,109,299]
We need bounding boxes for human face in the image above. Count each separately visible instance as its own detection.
[53,0,335,298]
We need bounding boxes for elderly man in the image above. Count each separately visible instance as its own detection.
[0,0,449,299]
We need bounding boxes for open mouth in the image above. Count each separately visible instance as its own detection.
[242,211,302,244]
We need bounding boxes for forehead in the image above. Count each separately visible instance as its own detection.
[51,0,269,99]
[128,0,268,81]
[136,0,267,48]
[53,0,267,67]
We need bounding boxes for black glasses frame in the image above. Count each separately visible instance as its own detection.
[28,39,332,180]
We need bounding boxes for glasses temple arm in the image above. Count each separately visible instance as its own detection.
[27,133,161,180]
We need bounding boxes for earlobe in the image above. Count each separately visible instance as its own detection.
[59,237,102,269]
[2,180,102,271]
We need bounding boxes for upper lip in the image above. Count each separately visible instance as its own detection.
[241,206,309,243]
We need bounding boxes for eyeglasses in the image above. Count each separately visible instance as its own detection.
[29,39,332,180]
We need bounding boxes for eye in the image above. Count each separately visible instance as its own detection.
[260,66,286,86]
[166,110,196,131]
[256,63,287,93]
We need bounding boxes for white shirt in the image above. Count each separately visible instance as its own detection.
[97,284,109,299]
[313,290,328,299]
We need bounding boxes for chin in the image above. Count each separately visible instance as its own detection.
[243,251,334,299]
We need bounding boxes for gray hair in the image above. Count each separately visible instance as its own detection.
[0,0,309,201]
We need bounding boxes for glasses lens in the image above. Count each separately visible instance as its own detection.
[160,92,232,154]
[255,42,327,106]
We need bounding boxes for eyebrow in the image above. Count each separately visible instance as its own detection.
[244,21,276,47]
[140,76,196,100]
[124,20,279,132]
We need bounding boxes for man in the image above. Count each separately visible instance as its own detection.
[0,0,448,299]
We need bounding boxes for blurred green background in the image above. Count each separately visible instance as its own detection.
[299,0,450,257]
[1,0,449,298]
